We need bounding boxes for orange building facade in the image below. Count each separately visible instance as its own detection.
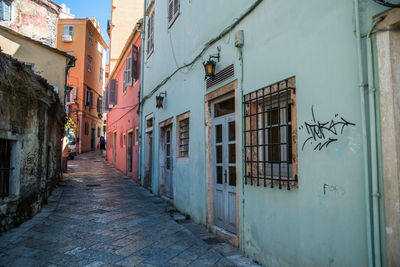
[57,18,108,153]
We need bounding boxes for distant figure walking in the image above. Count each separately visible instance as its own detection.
[99,136,106,155]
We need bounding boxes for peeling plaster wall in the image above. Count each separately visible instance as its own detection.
[0,0,59,47]
[0,53,65,233]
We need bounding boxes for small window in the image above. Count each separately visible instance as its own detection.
[168,0,180,27]
[0,1,12,22]
[85,122,89,135]
[0,138,12,197]
[99,69,103,83]
[87,57,92,72]
[97,127,101,138]
[63,25,74,41]
[123,56,132,92]
[135,127,139,145]
[177,112,190,157]
[147,11,155,56]
[123,133,126,147]
[89,31,93,44]
[243,77,297,189]
[97,97,102,113]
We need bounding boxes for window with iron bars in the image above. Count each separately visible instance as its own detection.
[0,139,12,198]
[243,77,297,190]
[177,115,189,157]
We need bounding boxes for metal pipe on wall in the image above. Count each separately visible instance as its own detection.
[367,17,384,267]
[354,1,374,266]
[138,0,147,185]
[355,0,385,265]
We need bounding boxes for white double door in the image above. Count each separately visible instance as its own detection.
[213,113,237,234]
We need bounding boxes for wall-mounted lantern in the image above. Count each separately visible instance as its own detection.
[156,92,167,109]
[203,48,221,80]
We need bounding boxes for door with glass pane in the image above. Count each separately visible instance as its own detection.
[164,127,173,199]
[213,113,236,233]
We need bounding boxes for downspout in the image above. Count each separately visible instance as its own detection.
[367,17,384,267]
[354,1,373,266]
[238,46,245,250]
[138,0,147,184]
[63,57,76,111]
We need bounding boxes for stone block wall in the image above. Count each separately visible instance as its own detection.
[0,52,65,233]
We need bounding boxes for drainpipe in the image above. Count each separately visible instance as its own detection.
[354,1,373,266]
[63,57,76,111]
[367,16,384,267]
[355,1,384,265]
[138,0,147,184]
[238,42,245,250]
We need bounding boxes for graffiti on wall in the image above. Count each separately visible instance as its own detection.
[299,105,356,151]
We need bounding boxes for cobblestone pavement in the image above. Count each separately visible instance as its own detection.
[0,152,260,267]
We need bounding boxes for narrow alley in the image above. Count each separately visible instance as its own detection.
[0,152,259,267]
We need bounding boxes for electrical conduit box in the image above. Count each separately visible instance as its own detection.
[235,30,244,48]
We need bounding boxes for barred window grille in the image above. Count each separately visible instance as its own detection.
[243,77,297,190]
[178,118,189,157]
[0,139,11,198]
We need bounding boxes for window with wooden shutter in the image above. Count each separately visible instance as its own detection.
[103,89,110,113]
[108,79,118,106]
[89,91,93,108]
[0,0,11,22]
[87,57,92,72]
[84,87,88,106]
[124,56,132,91]
[168,0,179,27]
[147,11,154,55]
[132,45,139,81]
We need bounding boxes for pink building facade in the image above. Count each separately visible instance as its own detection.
[106,28,141,181]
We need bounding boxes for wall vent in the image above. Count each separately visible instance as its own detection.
[206,64,234,89]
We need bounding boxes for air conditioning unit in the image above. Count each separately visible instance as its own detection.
[62,35,73,42]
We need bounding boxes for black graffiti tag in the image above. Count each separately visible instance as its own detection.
[299,105,356,151]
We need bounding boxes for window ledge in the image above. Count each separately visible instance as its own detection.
[176,156,190,163]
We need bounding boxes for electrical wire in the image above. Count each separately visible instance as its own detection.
[141,0,263,104]
[372,0,400,7]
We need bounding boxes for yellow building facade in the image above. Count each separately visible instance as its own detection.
[0,25,74,105]
[108,0,143,74]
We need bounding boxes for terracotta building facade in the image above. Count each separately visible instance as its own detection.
[57,18,108,153]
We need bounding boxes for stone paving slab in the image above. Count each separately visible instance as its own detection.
[0,151,261,267]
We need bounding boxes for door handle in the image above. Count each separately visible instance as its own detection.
[224,169,227,184]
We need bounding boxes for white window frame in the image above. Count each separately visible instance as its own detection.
[0,0,12,22]
[63,25,74,38]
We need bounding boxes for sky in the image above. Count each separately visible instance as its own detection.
[54,0,111,46]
